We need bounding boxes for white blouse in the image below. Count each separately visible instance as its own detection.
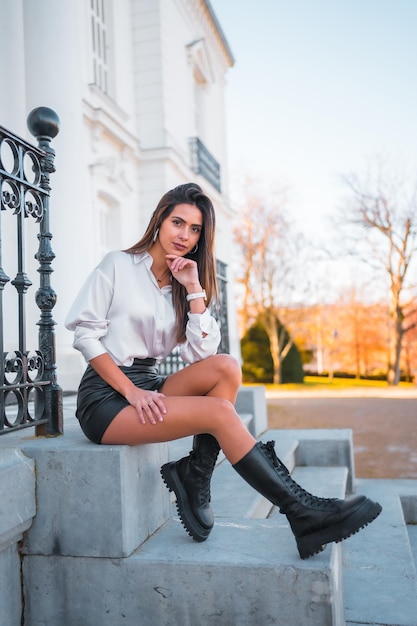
[65,250,221,366]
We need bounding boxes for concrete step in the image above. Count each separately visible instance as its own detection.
[6,413,171,559]
[22,430,351,625]
[212,437,298,519]
[266,428,356,493]
[342,478,417,626]
[21,393,391,625]
[23,515,344,626]
[122,448,350,625]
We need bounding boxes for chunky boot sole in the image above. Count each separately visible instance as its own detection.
[160,462,211,542]
[296,498,382,559]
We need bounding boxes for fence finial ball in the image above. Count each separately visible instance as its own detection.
[27,107,60,140]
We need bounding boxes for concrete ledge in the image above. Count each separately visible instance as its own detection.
[292,466,348,500]
[401,494,417,523]
[21,430,170,557]
[23,517,344,626]
[267,429,356,493]
[0,448,35,548]
[1,542,23,626]
[343,478,417,626]
[0,418,171,558]
[235,385,268,437]
[212,437,299,520]
[0,449,35,626]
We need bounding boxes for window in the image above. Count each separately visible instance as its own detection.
[187,39,213,138]
[90,0,109,93]
[98,193,121,256]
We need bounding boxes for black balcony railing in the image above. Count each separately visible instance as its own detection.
[0,107,63,436]
[189,136,221,193]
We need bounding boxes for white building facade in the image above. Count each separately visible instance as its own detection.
[0,0,239,391]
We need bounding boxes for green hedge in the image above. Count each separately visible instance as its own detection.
[241,318,304,384]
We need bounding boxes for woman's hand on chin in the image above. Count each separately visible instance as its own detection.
[165,255,200,289]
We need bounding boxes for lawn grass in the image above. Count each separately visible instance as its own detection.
[248,375,416,393]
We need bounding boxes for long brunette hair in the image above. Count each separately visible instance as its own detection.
[124,183,218,343]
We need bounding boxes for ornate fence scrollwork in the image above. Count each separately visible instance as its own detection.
[0,107,63,436]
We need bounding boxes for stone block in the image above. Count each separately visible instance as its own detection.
[213,436,299,520]
[0,542,22,626]
[343,478,417,626]
[23,517,344,626]
[0,448,35,548]
[16,420,171,558]
[0,449,35,626]
[235,385,268,437]
[269,429,355,493]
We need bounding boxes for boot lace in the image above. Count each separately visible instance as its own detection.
[188,450,216,504]
[262,441,338,510]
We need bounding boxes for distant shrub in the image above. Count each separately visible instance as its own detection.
[241,317,304,384]
[241,321,273,383]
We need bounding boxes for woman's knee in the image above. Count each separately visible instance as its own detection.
[209,396,240,426]
[211,354,242,386]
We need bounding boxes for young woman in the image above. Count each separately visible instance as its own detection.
[65,183,382,559]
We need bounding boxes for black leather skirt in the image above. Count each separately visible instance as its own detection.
[75,358,167,444]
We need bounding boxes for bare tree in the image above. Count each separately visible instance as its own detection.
[233,178,305,383]
[341,162,417,384]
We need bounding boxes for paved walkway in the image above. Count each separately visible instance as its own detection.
[266,388,417,479]
[265,386,417,399]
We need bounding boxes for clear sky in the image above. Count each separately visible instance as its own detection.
[209,0,417,246]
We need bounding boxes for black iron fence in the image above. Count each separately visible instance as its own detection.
[0,111,230,430]
[0,107,63,436]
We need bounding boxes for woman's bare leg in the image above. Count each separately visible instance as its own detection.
[101,354,253,462]
[101,394,255,465]
[159,354,242,403]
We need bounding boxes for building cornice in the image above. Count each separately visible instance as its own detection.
[202,0,235,66]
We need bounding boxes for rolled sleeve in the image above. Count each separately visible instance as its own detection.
[180,310,221,363]
[65,261,113,363]
[72,322,109,362]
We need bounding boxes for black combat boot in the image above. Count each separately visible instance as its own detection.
[233,440,382,559]
[160,434,221,542]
